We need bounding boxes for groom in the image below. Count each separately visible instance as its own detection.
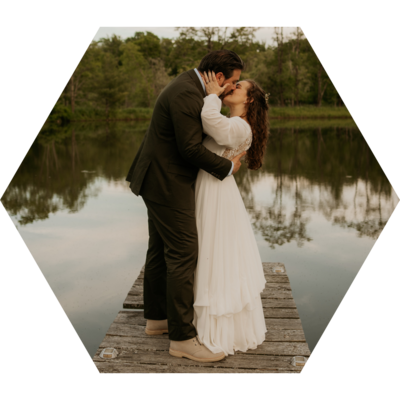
[126,50,245,362]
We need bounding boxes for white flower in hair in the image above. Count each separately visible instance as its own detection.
[265,93,270,102]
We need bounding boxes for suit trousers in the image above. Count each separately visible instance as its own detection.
[142,196,199,341]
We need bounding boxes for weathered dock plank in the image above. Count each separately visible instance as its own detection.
[97,332,309,357]
[93,349,304,372]
[93,262,310,373]
[94,362,299,373]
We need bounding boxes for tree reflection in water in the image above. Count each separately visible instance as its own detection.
[1,121,397,246]
[1,121,147,226]
[234,124,397,248]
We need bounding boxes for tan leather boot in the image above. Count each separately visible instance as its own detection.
[169,335,226,362]
[145,319,168,335]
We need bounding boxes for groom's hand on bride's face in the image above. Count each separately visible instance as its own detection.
[203,71,232,97]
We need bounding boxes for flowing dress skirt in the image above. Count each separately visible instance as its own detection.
[193,169,268,356]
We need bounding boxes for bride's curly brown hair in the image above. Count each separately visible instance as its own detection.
[241,79,270,170]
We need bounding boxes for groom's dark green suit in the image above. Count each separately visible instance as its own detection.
[126,69,232,341]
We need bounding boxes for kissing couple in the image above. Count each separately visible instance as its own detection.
[126,49,270,363]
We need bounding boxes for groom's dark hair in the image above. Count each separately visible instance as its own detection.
[197,50,244,79]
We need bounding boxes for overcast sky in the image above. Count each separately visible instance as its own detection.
[93,27,299,47]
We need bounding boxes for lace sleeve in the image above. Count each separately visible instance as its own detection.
[221,133,252,160]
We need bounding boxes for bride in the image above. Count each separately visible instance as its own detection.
[192,71,271,356]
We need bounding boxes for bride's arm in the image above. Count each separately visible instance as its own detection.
[201,94,249,149]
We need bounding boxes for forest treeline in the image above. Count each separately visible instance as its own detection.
[52,27,347,123]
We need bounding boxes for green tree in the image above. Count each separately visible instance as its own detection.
[303,39,331,106]
[166,36,205,76]
[226,27,263,53]
[175,27,228,52]
[47,100,72,125]
[288,28,308,106]
[159,38,175,75]
[120,41,171,107]
[93,50,127,118]
[98,34,124,65]
[175,27,262,54]
[274,26,286,107]
[126,31,162,59]
[59,42,101,115]
[120,41,148,107]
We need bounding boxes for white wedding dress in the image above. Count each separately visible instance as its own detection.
[193,93,268,356]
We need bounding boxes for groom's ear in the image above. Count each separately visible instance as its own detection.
[215,72,224,86]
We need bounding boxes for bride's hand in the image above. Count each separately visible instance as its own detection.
[202,70,231,97]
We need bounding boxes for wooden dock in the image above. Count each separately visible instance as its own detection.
[93,262,310,373]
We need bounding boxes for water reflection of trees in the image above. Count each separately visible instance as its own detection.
[1,123,397,243]
[251,179,312,249]
[1,121,147,226]
[331,177,392,239]
[235,126,397,247]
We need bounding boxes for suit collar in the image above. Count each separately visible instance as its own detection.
[187,69,206,97]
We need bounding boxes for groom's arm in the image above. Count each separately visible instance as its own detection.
[170,87,233,180]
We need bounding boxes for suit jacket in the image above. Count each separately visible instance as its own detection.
[125,69,232,210]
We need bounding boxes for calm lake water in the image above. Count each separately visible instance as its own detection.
[1,119,398,358]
